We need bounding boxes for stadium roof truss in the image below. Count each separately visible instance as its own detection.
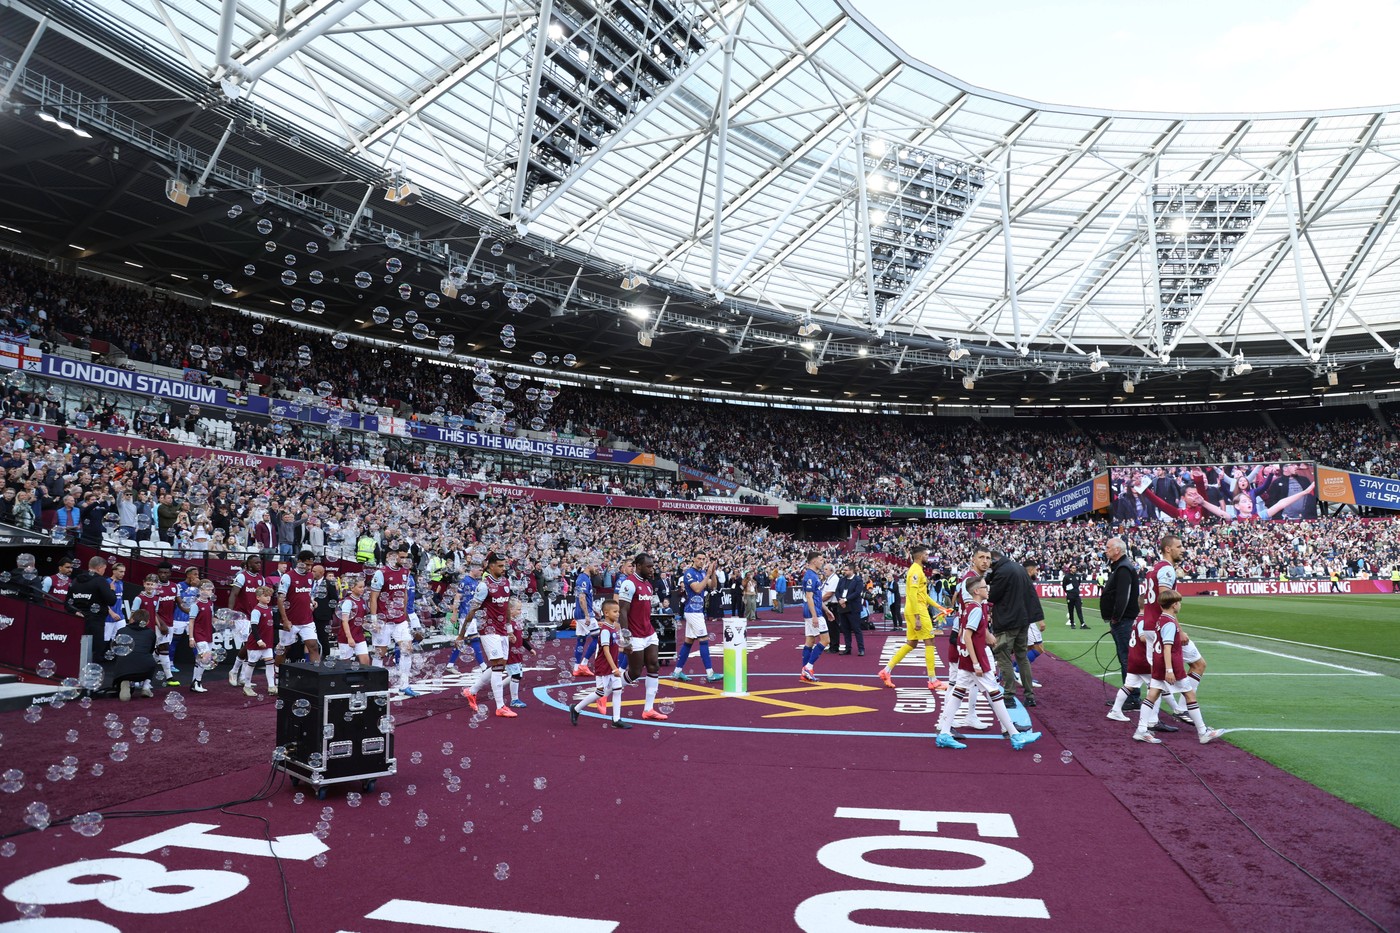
[3,0,1400,385]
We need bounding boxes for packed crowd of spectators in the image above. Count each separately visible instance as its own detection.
[860,514,1400,584]
[3,258,1397,512]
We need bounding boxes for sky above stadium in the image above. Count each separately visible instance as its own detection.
[853,0,1400,113]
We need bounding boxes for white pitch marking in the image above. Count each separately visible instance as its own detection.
[1189,624,1398,662]
[1212,640,1383,676]
[1095,671,1375,678]
[1223,727,1400,735]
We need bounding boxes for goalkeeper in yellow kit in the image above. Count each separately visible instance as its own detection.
[878,544,949,692]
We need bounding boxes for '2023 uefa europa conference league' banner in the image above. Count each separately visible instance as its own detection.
[30,354,654,468]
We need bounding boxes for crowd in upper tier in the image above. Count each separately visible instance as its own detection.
[2,258,1396,510]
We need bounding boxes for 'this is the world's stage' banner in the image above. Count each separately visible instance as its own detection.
[1316,465,1400,511]
[1010,472,1111,522]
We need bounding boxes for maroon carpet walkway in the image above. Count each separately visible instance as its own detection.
[0,618,1394,932]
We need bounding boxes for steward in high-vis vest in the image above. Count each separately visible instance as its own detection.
[356,534,378,567]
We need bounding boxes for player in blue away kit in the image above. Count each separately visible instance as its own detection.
[573,555,600,676]
[672,551,722,682]
[800,551,834,682]
[448,560,487,671]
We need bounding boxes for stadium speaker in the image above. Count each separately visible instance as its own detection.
[962,375,976,390]
[805,360,819,375]
[1327,371,1338,386]
[440,282,459,299]
[1122,379,1135,393]
[165,178,190,207]
[637,331,653,348]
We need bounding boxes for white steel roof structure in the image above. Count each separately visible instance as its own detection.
[13,0,1400,373]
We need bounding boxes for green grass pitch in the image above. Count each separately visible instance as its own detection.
[1042,595,1400,828]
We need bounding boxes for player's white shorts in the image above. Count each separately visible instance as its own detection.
[155,632,171,647]
[1123,672,1149,689]
[278,623,318,647]
[628,632,659,651]
[233,617,251,647]
[373,620,411,647]
[480,632,509,661]
[1027,624,1044,647]
[246,647,274,663]
[575,616,600,634]
[804,616,829,637]
[336,641,369,660]
[463,618,480,638]
[1151,675,1199,695]
[683,612,708,640]
[104,619,123,641]
[1182,641,1202,664]
[952,667,1002,696]
[193,640,211,657]
[593,673,619,693]
[170,620,189,636]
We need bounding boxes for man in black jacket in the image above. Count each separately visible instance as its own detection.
[833,563,865,656]
[68,555,117,663]
[1100,537,1141,708]
[988,551,1037,708]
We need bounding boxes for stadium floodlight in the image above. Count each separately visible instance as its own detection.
[947,339,969,361]
[1150,182,1271,345]
[860,137,986,317]
[626,305,649,320]
[797,318,822,337]
[1232,355,1252,377]
[805,360,819,376]
[621,271,648,290]
[1122,379,1135,394]
[1088,351,1108,373]
[637,330,653,348]
[961,375,976,391]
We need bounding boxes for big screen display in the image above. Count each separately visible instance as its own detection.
[1108,461,1318,523]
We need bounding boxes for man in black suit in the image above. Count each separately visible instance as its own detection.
[833,562,865,656]
[1101,537,1142,710]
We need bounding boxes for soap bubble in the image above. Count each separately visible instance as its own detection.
[306,241,319,255]
[284,254,296,266]
[346,792,362,807]
[264,240,277,252]
[658,699,674,715]
[111,742,129,761]
[252,189,268,205]
[1,769,23,793]
[354,271,373,289]
[332,333,349,350]
[386,257,403,273]
[425,293,440,309]
[372,306,390,324]
[0,841,14,857]
[257,219,273,235]
[290,297,306,313]
[23,801,50,830]
[1032,753,1042,764]
[385,232,403,249]
[490,242,505,257]
[563,353,578,367]
[252,322,265,335]
[438,334,455,352]
[533,776,547,790]
[379,792,392,807]
[228,204,243,219]
[243,263,256,276]
[413,323,429,340]
[309,270,324,285]
[481,271,496,286]
[310,300,325,314]
[36,659,55,678]
[532,351,547,366]
[71,811,104,837]
[531,808,543,823]
[1060,750,1074,764]
[494,862,510,880]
